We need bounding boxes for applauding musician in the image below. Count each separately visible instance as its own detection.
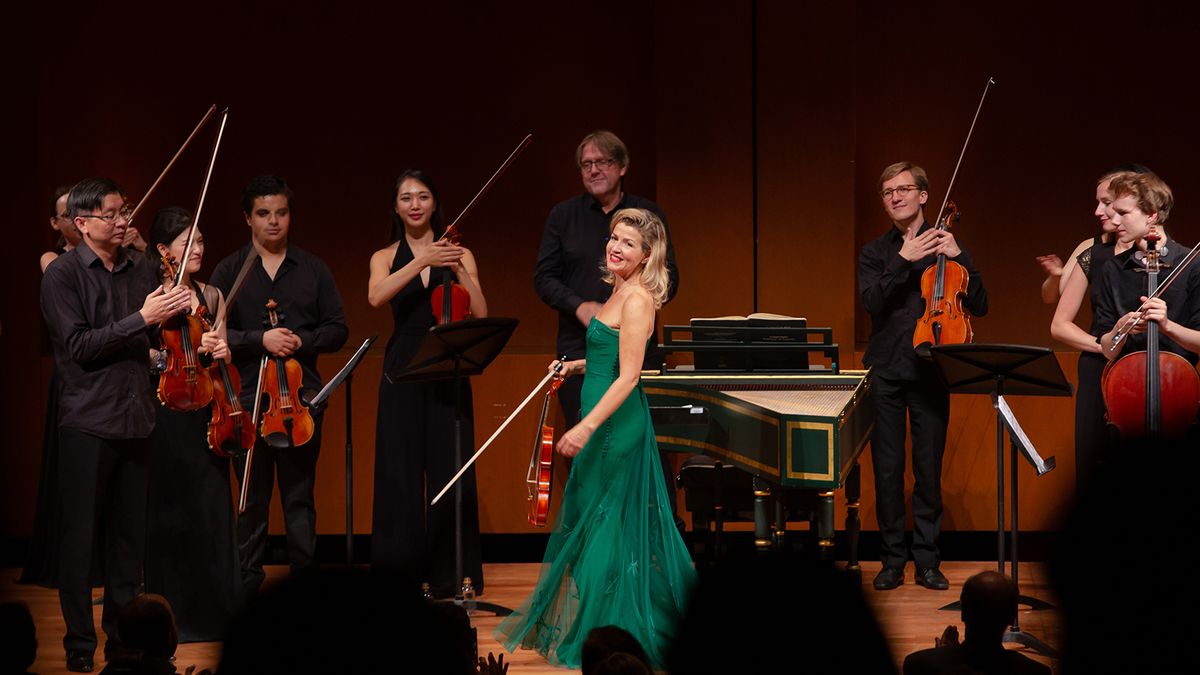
[858,162,987,592]
[40,178,191,672]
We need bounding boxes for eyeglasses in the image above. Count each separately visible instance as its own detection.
[580,158,617,171]
[78,207,133,223]
[880,185,921,199]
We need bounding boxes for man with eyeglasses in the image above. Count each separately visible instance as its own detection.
[533,130,680,428]
[858,162,988,592]
[40,178,192,671]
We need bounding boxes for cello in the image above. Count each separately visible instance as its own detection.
[912,77,995,352]
[1101,226,1200,438]
[258,299,315,448]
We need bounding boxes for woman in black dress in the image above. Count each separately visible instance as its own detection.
[23,186,81,587]
[143,207,242,641]
[1049,166,1151,495]
[367,170,487,596]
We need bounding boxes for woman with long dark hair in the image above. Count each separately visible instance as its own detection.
[143,206,242,642]
[367,170,487,596]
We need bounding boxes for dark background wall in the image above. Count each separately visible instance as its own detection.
[8,0,1199,539]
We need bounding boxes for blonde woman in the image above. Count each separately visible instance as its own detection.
[496,208,696,669]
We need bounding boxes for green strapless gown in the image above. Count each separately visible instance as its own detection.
[496,318,697,668]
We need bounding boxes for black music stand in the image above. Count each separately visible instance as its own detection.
[388,317,518,616]
[304,336,378,566]
[929,344,1070,658]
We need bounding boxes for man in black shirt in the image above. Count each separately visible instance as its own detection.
[1098,171,1200,366]
[40,178,192,672]
[533,130,679,426]
[857,162,987,591]
[210,175,348,597]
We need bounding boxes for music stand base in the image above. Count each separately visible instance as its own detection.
[939,593,1055,613]
[439,598,513,617]
[1003,628,1060,658]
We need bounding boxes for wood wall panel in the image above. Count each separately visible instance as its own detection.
[756,0,858,367]
[12,2,1200,543]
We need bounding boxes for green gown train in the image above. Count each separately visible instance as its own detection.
[496,318,697,668]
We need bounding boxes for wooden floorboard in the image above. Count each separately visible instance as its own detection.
[1,561,1061,674]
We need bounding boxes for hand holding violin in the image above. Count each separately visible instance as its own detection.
[1131,296,1172,333]
[263,327,301,357]
[550,358,586,377]
[422,238,465,269]
[140,284,192,324]
[199,330,230,361]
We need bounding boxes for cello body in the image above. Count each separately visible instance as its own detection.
[1101,352,1200,438]
[1100,228,1200,439]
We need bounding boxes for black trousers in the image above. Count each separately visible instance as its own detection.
[1075,352,1113,498]
[233,415,323,596]
[57,427,149,654]
[871,372,949,570]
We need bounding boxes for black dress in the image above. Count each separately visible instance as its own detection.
[19,365,66,587]
[1075,235,1117,495]
[371,241,483,596]
[143,284,242,642]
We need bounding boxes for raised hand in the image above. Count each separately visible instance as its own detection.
[140,285,192,324]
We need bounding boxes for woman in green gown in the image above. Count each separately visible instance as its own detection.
[496,208,697,668]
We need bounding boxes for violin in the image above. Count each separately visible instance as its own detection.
[198,305,254,457]
[1101,227,1200,438]
[912,77,995,353]
[913,201,973,350]
[428,133,533,325]
[157,256,215,411]
[429,226,473,325]
[526,361,565,527]
[258,299,315,448]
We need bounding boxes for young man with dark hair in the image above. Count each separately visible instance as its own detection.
[858,162,988,592]
[210,175,348,597]
[41,178,192,671]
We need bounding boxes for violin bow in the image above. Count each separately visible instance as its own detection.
[932,77,995,226]
[174,107,230,289]
[431,363,559,506]
[438,133,533,243]
[1109,238,1200,350]
[239,354,269,514]
[127,104,218,224]
[211,247,261,334]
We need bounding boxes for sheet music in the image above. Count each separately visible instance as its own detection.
[995,394,1055,476]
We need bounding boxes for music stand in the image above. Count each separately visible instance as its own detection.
[304,336,378,566]
[388,317,519,616]
[929,343,1071,658]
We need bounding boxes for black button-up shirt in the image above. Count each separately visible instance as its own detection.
[40,243,158,439]
[858,222,988,380]
[209,243,349,405]
[533,192,679,360]
[1094,238,1200,364]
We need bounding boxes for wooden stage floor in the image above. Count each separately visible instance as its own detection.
[2,561,1061,674]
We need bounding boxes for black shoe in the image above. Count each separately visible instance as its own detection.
[915,566,950,590]
[873,566,904,590]
[66,650,94,673]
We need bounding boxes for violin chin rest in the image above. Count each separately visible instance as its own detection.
[263,432,291,449]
